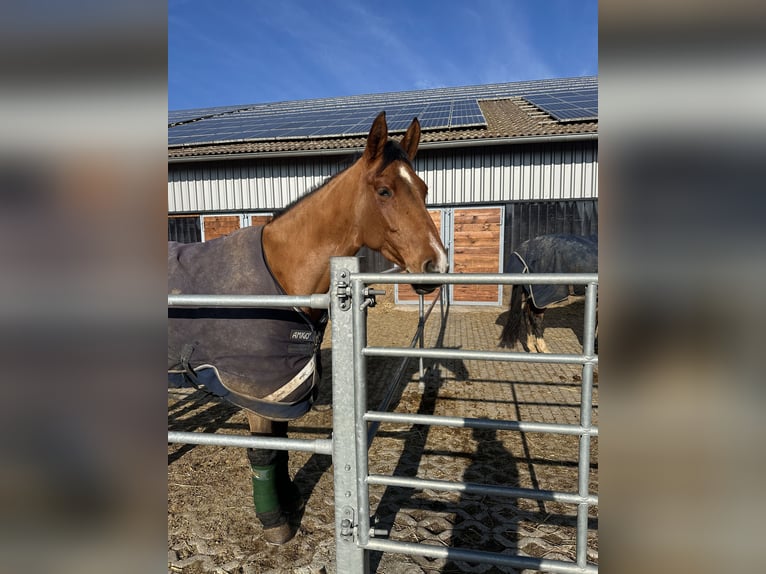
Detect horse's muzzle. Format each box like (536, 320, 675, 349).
(413, 283, 440, 295)
(412, 257, 447, 294)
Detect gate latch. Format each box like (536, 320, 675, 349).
(369, 514, 389, 538)
(360, 288, 386, 310)
(340, 506, 355, 541)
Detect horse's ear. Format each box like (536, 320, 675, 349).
(400, 117, 421, 161)
(363, 111, 388, 161)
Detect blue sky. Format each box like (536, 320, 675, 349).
(168, 0, 597, 111)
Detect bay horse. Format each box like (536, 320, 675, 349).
(499, 234, 597, 353)
(168, 112, 448, 544)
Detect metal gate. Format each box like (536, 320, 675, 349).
(168, 256, 598, 573)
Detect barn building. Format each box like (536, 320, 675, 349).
(168, 76, 598, 305)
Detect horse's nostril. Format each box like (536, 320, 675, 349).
(423, 259, 443, 273)
(423, 258, 447, 274)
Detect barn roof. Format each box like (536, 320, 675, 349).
(168, 76, 597, 160)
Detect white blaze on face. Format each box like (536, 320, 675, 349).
(398, 164, 415, 187)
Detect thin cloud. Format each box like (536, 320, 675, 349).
(168, 0, 597, 109)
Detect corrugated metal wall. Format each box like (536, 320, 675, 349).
(168, 141, 597, 213)
(418, 142, 598, 204)
(168, 156, 354, 213)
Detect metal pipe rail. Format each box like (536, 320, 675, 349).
(365, 345, 597, 364)
(364, 411, 599, 437)
(364, 538, 597, 574)
(366, 474, 598, 506)
(356, 271, 597, 286)
(168, 293, 330, 309)
(167, 431, 333, 455)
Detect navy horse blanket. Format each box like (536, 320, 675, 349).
(508, 234, 598, 308)
(168, 225, 327, 421)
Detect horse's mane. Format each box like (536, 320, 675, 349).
(270, 177, 334, 221)
(270, 139, 412, 221)
(269, 155, 357, 220)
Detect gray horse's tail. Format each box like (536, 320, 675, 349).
(499, 284, 525, 348)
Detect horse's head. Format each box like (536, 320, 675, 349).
(357, 112, 448, 294)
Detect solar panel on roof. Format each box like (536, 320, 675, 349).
(168, 76, 597, 146)
(168, 104, 248, 126)
(168, 96, 491, 145)
(523, 88, 598, 122)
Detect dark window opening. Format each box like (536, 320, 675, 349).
(505, 200, 598, 270)
(168, 216, 201, 243)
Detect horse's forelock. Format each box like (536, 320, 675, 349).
(378, 140, 412, 174)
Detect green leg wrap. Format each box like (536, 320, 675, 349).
(251, 463, 283, 524)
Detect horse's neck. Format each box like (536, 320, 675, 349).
(262, 169, 361, 297)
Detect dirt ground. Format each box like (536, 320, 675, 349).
(168, 297, 598, 573)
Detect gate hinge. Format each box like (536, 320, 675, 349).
(336, 272, 386, 312)
(336, 269, 351, 311)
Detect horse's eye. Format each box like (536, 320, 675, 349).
(377, 188, 392, 198)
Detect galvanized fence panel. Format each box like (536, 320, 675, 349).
(168, 258, 598, 574)
(332, 263, 599, 574)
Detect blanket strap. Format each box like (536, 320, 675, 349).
(179, 343, 202, 389)
(512, 251, 530, 274)
(260, 357, 315, 402)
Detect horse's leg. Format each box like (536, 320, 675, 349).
(500, 284, 524, 349)
(529, 305, 550, 353)
(268, 420, 304, 516)
(522, 300, 539, 353)
(245, 412, 300, 545)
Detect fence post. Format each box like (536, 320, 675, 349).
(576, 280, 598, 570)
(330, 257, 369, 573)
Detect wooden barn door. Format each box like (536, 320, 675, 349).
(450, 206, 504, 305)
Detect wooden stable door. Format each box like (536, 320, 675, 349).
(450, 207, 503, 304)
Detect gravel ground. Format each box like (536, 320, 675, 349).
(168, 297, 598, 573)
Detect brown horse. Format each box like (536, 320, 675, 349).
(169, 111, 447, 544)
